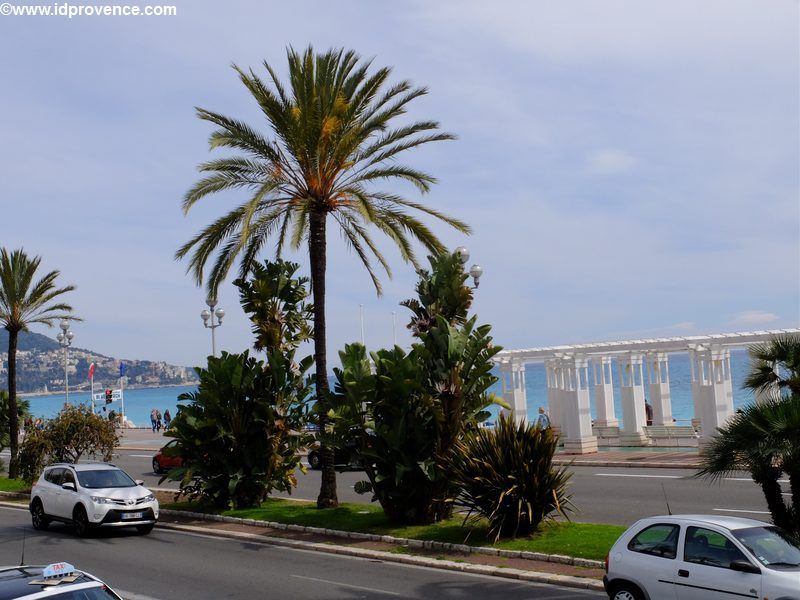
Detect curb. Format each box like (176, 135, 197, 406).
(157, 520, 604, 592)
(553, 459, 699, 469)
(0, 494, 603, 591)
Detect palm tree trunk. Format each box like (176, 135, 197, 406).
(755, 471, 791, 531)
(309, 211, 338, 509)
(6, 327, 19, 479)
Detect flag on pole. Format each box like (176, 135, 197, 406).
(119, 362, 127, 377)
(87, 362, 95, 380)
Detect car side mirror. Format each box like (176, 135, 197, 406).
(730, 560, 760, 574)
(61, 482, 76, 492)
(135, 480, 144, 486)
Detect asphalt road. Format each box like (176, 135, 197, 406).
(0, 506, 603, 600)
(111, 452, 775, 526)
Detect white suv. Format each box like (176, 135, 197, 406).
(604, 515, 800, 600)
(29, 463, 159, 537)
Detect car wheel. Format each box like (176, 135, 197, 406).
(136, 524, 154, 535)
(610, 582, 644, 600)
(308, 451, 321, 470)
(73, 505, 93, 538)
(30, 500, 50, 531)
(152, 458, 162, 474)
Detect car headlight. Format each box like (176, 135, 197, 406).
(142, 494, 155, 503)
(90, 496, 112, 504)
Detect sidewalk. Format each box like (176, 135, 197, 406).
(117, 428, 702, 469)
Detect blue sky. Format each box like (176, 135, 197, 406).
(1, 0, 797, 367)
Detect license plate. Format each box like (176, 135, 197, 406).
(121, 512, 143, 520)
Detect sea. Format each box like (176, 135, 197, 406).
(22, 349, 755, 427)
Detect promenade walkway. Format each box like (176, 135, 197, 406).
(117, 428, 701, 469)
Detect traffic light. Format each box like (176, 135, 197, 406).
(105, 389, 113, 404)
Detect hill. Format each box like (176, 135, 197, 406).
(0, 329, 60, 352)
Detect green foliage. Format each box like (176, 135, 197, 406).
(168, 351, 313, 509)
(451, 414, 573, 541)
(697, 394, 800, 535)
(331, 253, 505, 525)
(175, 46, 468, 296)
(0, 390, 30, 450)
(744, 334, 800, 398)
(17, 404, 119, 483)
(234, 259, 313, 352)
(0, 247, 79, 478)
(401, 253, 473, 336)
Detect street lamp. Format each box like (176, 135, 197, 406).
(201, 297, 225, 357)
(454, 246, 484, 288)
(56, 319, 74, 402)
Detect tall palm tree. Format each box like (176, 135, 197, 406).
(744, 334, 800, 398)
(176, 47, 470, 508)
(0, 248, 78, 478)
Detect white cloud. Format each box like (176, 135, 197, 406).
(587, 148, 638, 174)
(731, 310, 780, 326)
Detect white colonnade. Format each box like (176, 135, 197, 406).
(497, 329, 799, 454)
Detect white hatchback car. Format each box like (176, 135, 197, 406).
(29, 463, 159, 537)
(604, 514, 800, 600)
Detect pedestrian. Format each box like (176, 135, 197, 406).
(163, 409, 171, 430)
(536, 406, 551, 429)
(150, 408, 157, 432)
(155, 409, 162, 432)
(645, 399, 654, 426)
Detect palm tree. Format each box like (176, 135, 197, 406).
(176, 47, 470, 508)
(0, 248, 78, 478)
(744, 334, 800, 398)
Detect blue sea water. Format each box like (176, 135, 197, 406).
(23, 349, 755, 426)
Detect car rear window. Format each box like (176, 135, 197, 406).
(76, 469, 136, 489)
(627, 523, 679, 559)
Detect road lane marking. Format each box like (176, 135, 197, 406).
(127, 454, 153, 458)
(595, 473, 682, 479)
(725, 477, 789, 483)
(291, 574, 401, 596)
(713, 508, 770, 515)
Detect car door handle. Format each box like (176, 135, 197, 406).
(678, 569, 689, 578)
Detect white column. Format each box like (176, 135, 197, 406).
(688, 345, 705, 429)
(618, 352, 648, 445)
(562, 355, 598, 454)
(501, 360, 528, 426)
(697, 345, 734, 445)
(647, 352, 673, 426)
(545, 358, 562, 430)
(592, 356, 618, 427)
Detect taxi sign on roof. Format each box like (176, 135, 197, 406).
(42, 563, 75, 579)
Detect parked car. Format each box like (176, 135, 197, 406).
(604, 514, 800, 600)
(29, 463, 159, 537)
(0, 562, 124, 599)
(152, 439, 184, 474)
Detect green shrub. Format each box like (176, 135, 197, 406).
(17, 403, 119, 483)
(451, 414, 573, 540)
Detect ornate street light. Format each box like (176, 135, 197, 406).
(201, 297, 225, 357)
(56, 319, 74, 402)
(453, 247, 484, 288)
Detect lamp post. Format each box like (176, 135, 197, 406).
(454, 246, 484, 288)
(201, 297, 225, 357)
(56, 320, 74, 403)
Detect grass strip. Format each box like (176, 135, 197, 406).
(165, 497, 624, 560)
(0, 477, 30, 493)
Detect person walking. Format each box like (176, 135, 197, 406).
(645, 399, 654, 426)
(150, 408, 157, 432)
(163, 409, 171, 430)
(536, 406, 551, 429)
(155, 409, 162, 432)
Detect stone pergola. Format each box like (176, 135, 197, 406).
(496, 329, 800, 453)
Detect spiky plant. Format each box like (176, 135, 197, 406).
(0, 248, 78, 478)
(176, 46, 469, 508)
(451, 414, 573, 541)
(744, 334, 800, 398)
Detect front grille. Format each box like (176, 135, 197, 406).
(100, 507, 155, 524)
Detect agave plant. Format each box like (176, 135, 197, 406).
(451, 414, 574, 541)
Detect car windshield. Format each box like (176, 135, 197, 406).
(733, 526, 800, 568)
(49, 586, 122, 599)
(76, 469, 136, 489)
